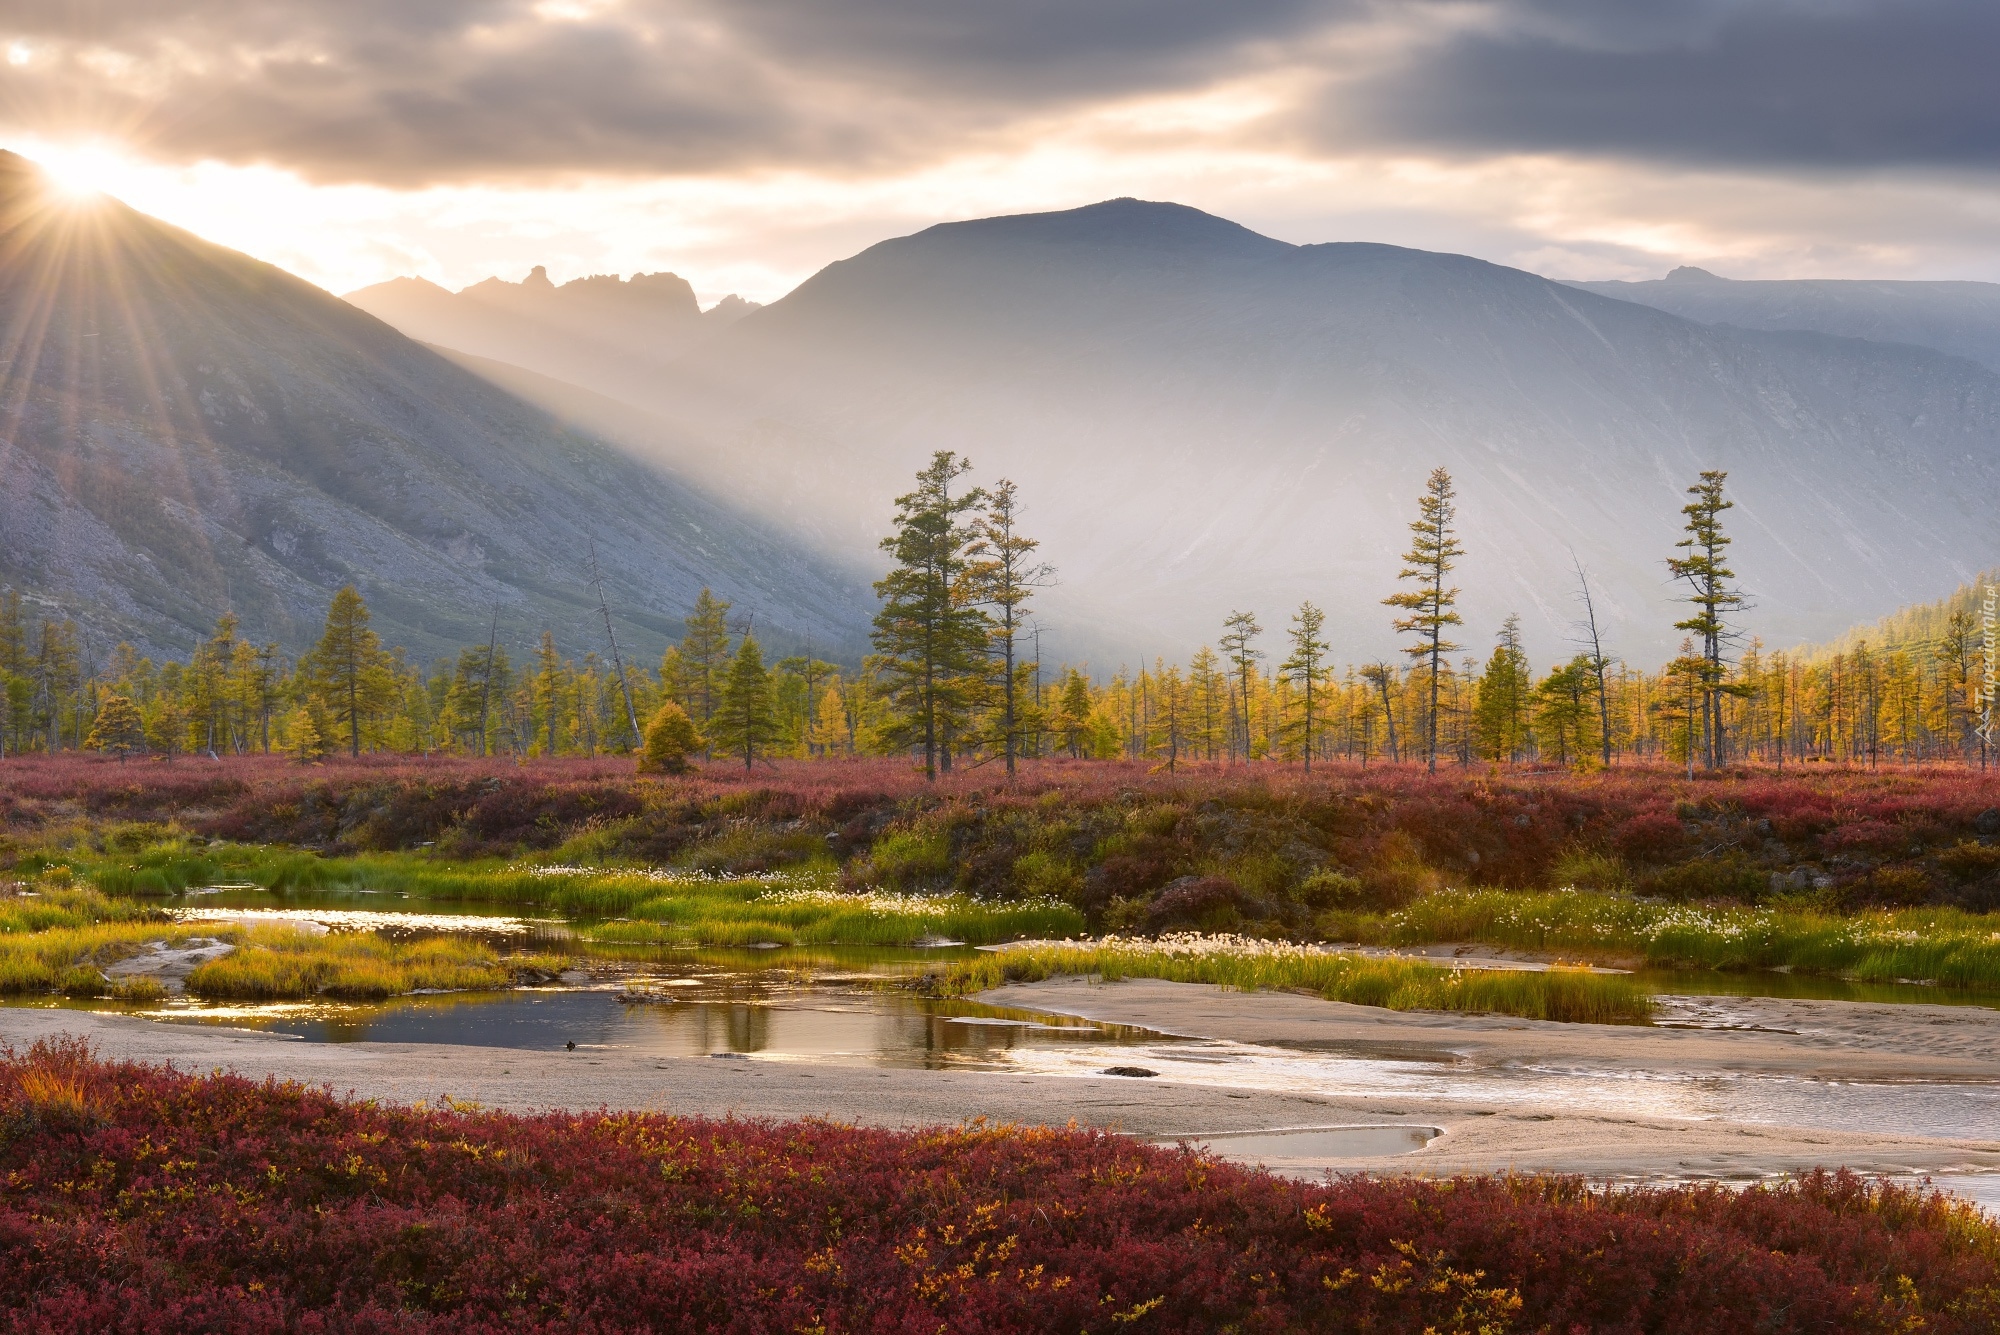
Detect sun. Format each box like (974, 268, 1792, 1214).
(29, 142, 141, 204)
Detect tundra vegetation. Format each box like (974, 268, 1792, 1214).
(1, 1040, 1997, 1332)
(5, 755, 2000, 997)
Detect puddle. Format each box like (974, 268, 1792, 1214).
(109, 978, 1167, 1067)
(1164, 1125, 1438, 1161)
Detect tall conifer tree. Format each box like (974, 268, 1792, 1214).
(1666, 470, 1744, 770)
(1385, 467, 1464, 773)
(1218, 611, 1263, 762)
(1473, 616, 1531, 762)
(303, 586, 395, 757)
(680, 589, 734, 744)
(967, 478, 1052, 778)
(1279, 601, 1331, 772)
(712, 634, 776, 770)
(871, 451, 990, 780)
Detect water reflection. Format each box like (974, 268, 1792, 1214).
(132, 976, 1163, 1070)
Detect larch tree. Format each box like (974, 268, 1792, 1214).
(712, 634, 776, 770)
(1189, 645, 1226, 761)
(871, 451, 990, 781)
(85, 694, 145, 761)
(1218, 611, 1263, 762)
(533, 631, 567, 757)
(1057, 669, 1095, 758)
(680, 589, 734, 746)
(1666, 470, 1745, 770)
(638, 701, 703, 775)
(1279, 601, 1331, 772)
(1472, 616, 1531, 762)
(303, 586, 396, 758)
(967, 477, 1053, 778)
(1384, 467, 1465, 773)
(776, 650, 840, 757)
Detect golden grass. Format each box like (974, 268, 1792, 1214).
(185, 926, 560, 1002)
(0, 885, 564, 1002)
(940, 936, 1652, 1025)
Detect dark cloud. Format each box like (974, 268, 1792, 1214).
(1336, 0, 2000, 169)
(1, 0, 1994, 183)
(0, 0, 1332, 184)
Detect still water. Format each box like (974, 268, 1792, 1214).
(13, 887, 1997, 1193)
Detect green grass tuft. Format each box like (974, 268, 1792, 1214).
(942, 936, 1651, 1025)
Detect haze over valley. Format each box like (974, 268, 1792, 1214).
(350, 199, 2000, 666)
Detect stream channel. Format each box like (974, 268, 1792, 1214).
(10, 885, 1999, 1206)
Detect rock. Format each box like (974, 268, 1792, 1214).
(1975, 809, 2000, 836)
(1100, 1067, 1158, 1078)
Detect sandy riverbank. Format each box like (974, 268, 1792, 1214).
(5, 980, 1997, 1184)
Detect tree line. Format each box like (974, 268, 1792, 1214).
(0, 458, 1992, 772)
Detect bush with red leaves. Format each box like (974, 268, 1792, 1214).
(10, 754, 2000, 911)
(1, 1040, 1997, 1333)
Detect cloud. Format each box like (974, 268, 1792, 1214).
(0, 0, 1336, 185)
(5, 1, 1998, 186)
(1329, 0, 2000, 170)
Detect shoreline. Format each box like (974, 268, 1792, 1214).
(6, 979, 1998, 1185)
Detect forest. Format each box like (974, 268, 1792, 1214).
(0, 458, 1992, 777)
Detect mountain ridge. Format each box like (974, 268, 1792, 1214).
(346, 197, 2000, 665)
(0, 151, 867, 662)
(1567, 269, 2000, 374)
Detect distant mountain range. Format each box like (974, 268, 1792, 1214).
(364, 199, 2000, 665)
(1568, 268, 2000, 376)
(11, 158, 1998, 673)
(0, 152, 867, 663)
(345, 268, 758, 414)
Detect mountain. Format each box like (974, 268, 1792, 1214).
(344, 267, 758, 414)
(0, 152, 866, 663)
(349, 198, 2000, 666)
(1568, 267, 2000, 375)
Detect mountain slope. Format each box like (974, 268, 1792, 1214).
(1568, 267, 2000, 374)
(0, 153, 866, 661)
(643, 200, 2000, 663)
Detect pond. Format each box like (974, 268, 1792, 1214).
(9, 885, 1997, 1193)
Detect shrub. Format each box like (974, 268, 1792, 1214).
(866, 828, 954, 891)
(1939, 839, 2000, 882)
(1296, 867, 1366, 909)
(5, 1044, 1998, 1332)
(637, 703, 703, 776)
(1549, 844, 1629, 892)
(1852, 865, 1935, 908)
(1010, 849, 1082, 900)
(1643, 855, 1767, 902)
(1143, 876, 1259, 932)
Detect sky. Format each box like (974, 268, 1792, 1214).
(6, 1, 2000, 305)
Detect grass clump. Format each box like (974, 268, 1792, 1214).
(586, 884, 1084, 948)
(185, 926, 560, 1002)
(1329, 889, 2000, 989)
(944, 935, 1651, 1025)
(0, 885, 205, 996)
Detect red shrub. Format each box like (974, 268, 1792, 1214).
(1615, 811, 1690, 862)
(13, 755, 2000, 909)
(1, 1042, 1996, 1331)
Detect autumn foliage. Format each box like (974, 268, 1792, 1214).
(1, 1040, 1996, 1332)
(7, 754, 2000, 914)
